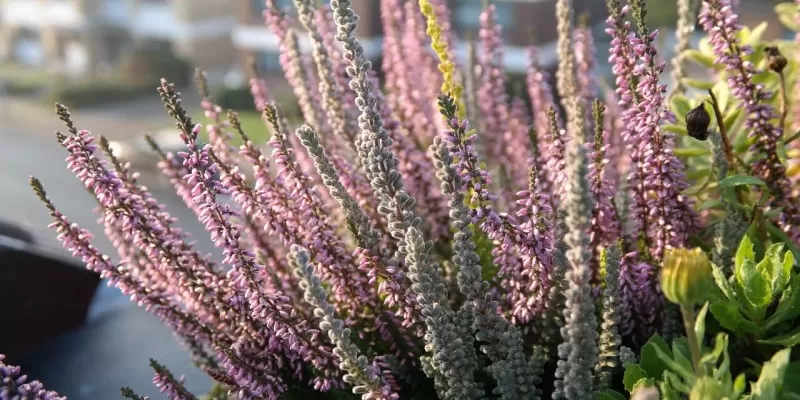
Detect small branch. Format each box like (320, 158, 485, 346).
(707, 89, 735, 168)
(778, 71, 788, 132)
(786, 130, 800, 145)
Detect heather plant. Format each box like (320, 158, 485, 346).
(4, 0, 800, 399)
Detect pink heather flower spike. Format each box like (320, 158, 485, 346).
(545, 107, 569, 206)
(158, 79, 341, 388)
(574, 19, 599, 137)
(477, 2, 512, 170)
(606, 0, 647, 245)
(630, 1, 700, 262)
(195, 69, 237, 168)
(1, 354, 66, 400)
(505, 97, 536, 190)
(150, 359, 199, 400)
(264, 104, 372, 316)
(586, 101, 622, 283)
(526, 47, 560, 160)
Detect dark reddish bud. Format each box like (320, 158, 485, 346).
(765, 46, 787, 73)
(686, 103, 711, 141)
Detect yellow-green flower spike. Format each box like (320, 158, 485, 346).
(418, 0, 465, 118)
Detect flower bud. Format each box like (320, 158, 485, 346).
(765, 46, 787, 73)
(685, 103, 711, 141)
(661, 248, 713, 307)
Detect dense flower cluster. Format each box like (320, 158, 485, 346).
(11, 0, 800, 399)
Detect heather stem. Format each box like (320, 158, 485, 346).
(778, 70, 788, 132)
(706, 89, 735, 168)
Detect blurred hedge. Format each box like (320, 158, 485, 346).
(118, 45, 191, 87)
(44, 80, 152, 109)
(212, 85, 302, 123)
(45, 45, 191, 109)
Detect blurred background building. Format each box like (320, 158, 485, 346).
(0, 0, 609, 84)
(0, 0, 235, 79)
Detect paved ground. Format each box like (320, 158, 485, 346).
(0, 99, 218, 398)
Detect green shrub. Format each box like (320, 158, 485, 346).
(118, 45, 191, 87)
(213, 86, 257, 111)
(44, 80, 151, 109)
(212, 85, 303, 122)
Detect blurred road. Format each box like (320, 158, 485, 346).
(0, 123, 215, 397)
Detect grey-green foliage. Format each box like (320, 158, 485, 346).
(553, 138, 598, 400)
(431, 136, 538, 399)
(293, 0, 355, 146)
(404, 226, 482, 400)
(619, 346, 637, 365)
(289, 245, 387, 399)
(295, 124, 386, 262)
(330, 0, 421, 263)
(539, 211, 568, 348)
(710, 132, 748, 272)
(595, 243, 623, 390)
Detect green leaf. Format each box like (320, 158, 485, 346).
(670, 94, 693, 118)
(750, 348, 792, 400)
(767, 277, 800, 329)
(674, 147, 710, 157)
(659, 379, 682, 400)
(764, 207, 785, 219)
(699, 333, 728, 368)
(697, 199, 723, 211)
(783, 251, 796, 285)
(593, 389, 627, 400)
(652, 339, 694, 381)
(782, 363, 800, 398)
(639, 335, 672, 380)
(681, 78, 716, 90)
(767, 221, 800, 263)
(695, 303, 709, 349)
(759, 327, 800, 346)
(623, 364, 648, 392)
(712, 262, 736, 300)
(723, 107, 743, 133)
(709, 301, 760, 334)
(736, 234, 756, 272)
(733, 373, 747, 397)
(737, 260, 772, 310)
(778, 138, 789, 164)
(739, 258, 773, 310)
(775, 3, 800, 31)
(720, 175, 767, 189)
(746, 22, 769, 46)
(759, 243, 788, 295)
(683, 49, 715, 68)
(664, 124, 688, 135)
(671, 338, 694, 376)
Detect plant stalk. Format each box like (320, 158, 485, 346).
(680, 305, 702, 376)
(707, 89, 735, 168)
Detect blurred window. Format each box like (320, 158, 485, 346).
(258, 51, 282, 72)
(12, 29, 45, 67)
(454, 0, 513, 33)
(252, 0, 292, 13)
(252, 0, 331, 14)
